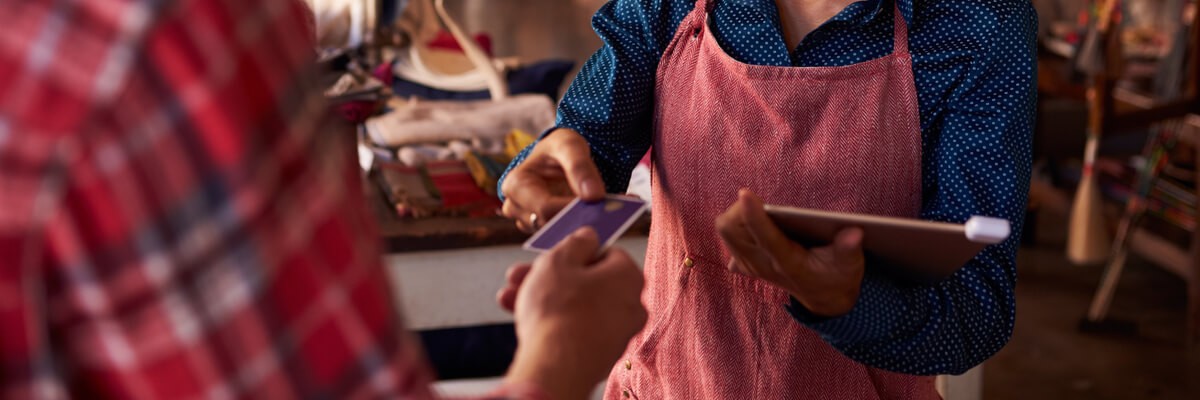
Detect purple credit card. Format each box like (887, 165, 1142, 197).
(523, 195, 648, 252)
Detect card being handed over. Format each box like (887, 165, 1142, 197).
(523, 195, 648, 253)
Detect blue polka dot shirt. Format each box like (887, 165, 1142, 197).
(501, 0, 1037, 375)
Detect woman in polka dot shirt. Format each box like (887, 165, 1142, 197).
(500, 0, 1036, 398)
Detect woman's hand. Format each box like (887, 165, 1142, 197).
(501, 128, 605, 232)
(716, 189, 866, 318)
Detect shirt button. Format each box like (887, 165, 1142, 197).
(683, 257, 694, 268)
(623, 389, 631, 398)
(624, 359, 632, 370)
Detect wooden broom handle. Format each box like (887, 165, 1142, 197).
(1088, 0, 1123, 136)
(1095, 0, 1119, 32)
(431, 0, 509, 100)
(1187, 0, 1199, 98)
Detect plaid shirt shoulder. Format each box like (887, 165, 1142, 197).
(0, 1, 528, 398)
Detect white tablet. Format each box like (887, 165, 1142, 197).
(764, 205, 1010, 281)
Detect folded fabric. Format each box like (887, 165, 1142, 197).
(464, 151, 510, 196)
(376, 161, 441, 218)
(395, 139, 508, 167)
(473, 137, 506, 155)
(446, 140, 474, 160)
(397, 144, 455, 166)
(365, 94, 555, 147)
(504, 129, 536, 160)
(425, 160, 500, 217)
(388, 59, 575, 101)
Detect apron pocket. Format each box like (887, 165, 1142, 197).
(633, 264, 691, 364)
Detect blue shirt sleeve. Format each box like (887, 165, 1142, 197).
(499, 0, 682, 196)
(786, 1, 1038, 375)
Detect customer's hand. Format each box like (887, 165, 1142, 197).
(503, 228, 647, 400)
(501, 128, 605, 232)
(716, 189, 866, 318)
(496, 263, 531, 313)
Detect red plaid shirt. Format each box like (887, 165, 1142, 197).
(0, 1, 540, 398)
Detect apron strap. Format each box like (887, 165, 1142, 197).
(892, 1, 910, 55)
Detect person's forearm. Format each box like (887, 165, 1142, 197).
(786, 249, 1017, 375)
(505, 329, 597, 400)
(506, 361, 590, 400)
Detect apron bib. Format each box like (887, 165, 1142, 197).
(605, 0, 939, 398)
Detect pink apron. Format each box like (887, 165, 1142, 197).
(605, 0, 940, 398)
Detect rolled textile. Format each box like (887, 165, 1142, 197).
(365, 94, 556, 147)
